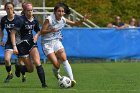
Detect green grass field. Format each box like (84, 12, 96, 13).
(1, 62, 140, 93)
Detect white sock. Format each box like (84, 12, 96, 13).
(52, 66, 61, 79)
(63, 60, 74, 80)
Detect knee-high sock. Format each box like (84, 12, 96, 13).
(63, 60, 74, 80)
(5, 65, 11, 74)
(20, 65, 27, 75)
(36, 65, 46, 86)
(52, 66, 61, 79)
(21, 65, 27, 75)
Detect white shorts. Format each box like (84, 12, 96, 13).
(42, 39, 64, 56)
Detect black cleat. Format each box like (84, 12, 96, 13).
(4, 73, 13, 83)
(42, 84, 48, 88)
(22, 76, 26, 82)
(15, 64, 21, 77)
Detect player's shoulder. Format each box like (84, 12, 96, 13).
(14, 14, 20, 18)
(46, 14, 55, 24)
(47, 14, 52, 19)
(1, 15, 7, 21)
(18, 15, 25, 22)
(14, 15, 21, 20)
(20, 15, 26, 20)
(33, 16, 38, 20)
(61, 16, 66, 22)
(33, 16, 39, 22)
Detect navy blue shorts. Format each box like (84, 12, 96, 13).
(5, 43, 13, 51)
(17, 39, 37, 57)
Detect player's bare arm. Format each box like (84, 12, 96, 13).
(10, 30, 18, 54)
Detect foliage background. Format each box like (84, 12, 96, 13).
(25, 0, 140, 27)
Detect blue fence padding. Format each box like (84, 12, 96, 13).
(62, 28, 140, 59)
(0, 46, 4, 58)
(1, 28, 140, 60)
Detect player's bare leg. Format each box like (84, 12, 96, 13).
(47, 52, 62, 80)
(56, 48, 76, 87)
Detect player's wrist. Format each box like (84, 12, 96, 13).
(13, 44, 16, 46)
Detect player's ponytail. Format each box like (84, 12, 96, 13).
(21, 2, 26, 15)
(63, 3, 71, 15)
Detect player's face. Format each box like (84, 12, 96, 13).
(5, 4, 14, 15)
(25, 8, 33, 17)
(55, 7, 65, 20)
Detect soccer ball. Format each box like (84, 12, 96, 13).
(58, 76, 71, 88)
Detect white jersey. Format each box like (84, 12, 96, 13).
(41, 13, 66, 41)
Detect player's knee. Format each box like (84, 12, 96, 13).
(4, 59, 10, 64)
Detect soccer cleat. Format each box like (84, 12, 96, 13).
(54, 74, 62, 80)
(22, 75, 26, 82)
(71, 80, 76, 87)
(15, 64, 21, 77)
(42, 84, 48, 88)
(4, 73, 13, 83)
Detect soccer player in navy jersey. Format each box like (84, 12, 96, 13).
(10, 2, 47, 88)
(0, 2, 26, 83)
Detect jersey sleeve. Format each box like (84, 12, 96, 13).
(46, 15, 53, 26)
(62, 16, 66, 23)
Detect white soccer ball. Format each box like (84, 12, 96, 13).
(58, 76, 71, 88)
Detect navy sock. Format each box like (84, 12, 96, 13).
(21, 65, 27, 75)
(36, 65, 46, 86)
(21, 65, 28, 75)
(5, 66, 11, 73)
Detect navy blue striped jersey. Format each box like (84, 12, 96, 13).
(20, 15, 40, 40)
(1, 15, 21, 44)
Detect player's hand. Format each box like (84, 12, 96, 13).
(77, 14, 91, 25)
(0, 41, 5, 47)
(13, 46, 18, 54)
(50, 28, 58, 32)
(82, 14, 91, 21)
(33, 34, 39, 43)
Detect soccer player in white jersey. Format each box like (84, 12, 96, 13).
(36, 2, 89, 87)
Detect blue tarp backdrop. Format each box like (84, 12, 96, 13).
(1, 28, 140, 60)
